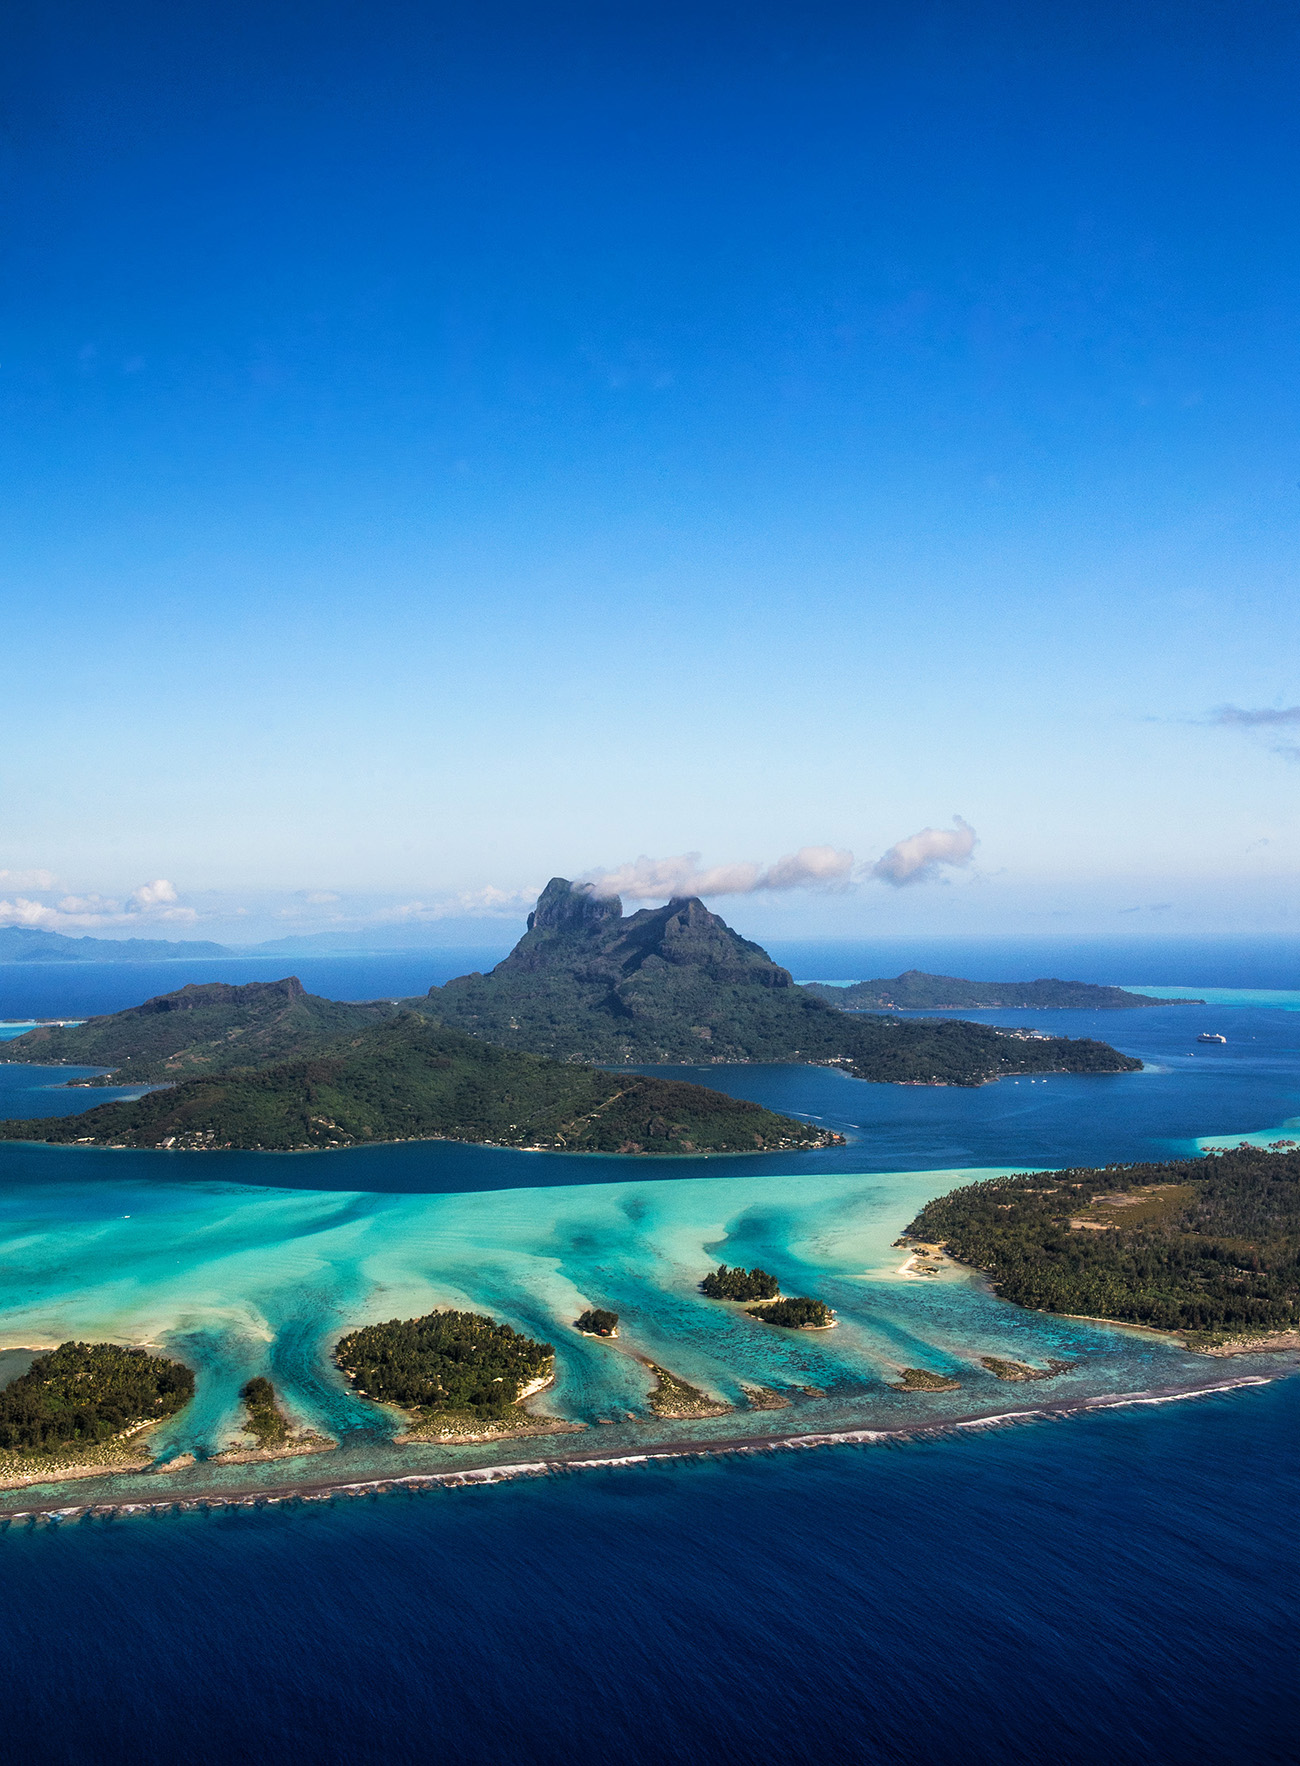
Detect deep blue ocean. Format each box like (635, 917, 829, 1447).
(2, 941, 1298, 1765)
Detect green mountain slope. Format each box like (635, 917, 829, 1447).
(0, 1015, 840, 1154)
(417, 880, 1141, 1084)
(0, 977, 397, 1083)
(804, 971, 1198, 1010)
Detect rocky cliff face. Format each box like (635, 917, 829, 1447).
(488, 878, 795, 992)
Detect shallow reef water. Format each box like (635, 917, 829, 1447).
(0, 1154, 1275, 1512)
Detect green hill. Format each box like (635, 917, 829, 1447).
(0, 976, 397, 1084)
(418, 880, 1141, 1084)
(905, 1146, 1300, 1338)
(804, 971, 1197, 1010)
(0, 1014, 841, 1154)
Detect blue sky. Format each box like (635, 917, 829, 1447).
(3, 0, 1298, 944)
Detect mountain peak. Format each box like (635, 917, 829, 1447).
(527, 877, 624, 934)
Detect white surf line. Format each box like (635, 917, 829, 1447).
(2, 1370, 1293, 1524)
(1082, 1374, 1276, 1409)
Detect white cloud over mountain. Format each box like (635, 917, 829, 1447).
(584, 846, 855, 901)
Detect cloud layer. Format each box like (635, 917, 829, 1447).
(0, 877, 195, 932)
(583, 846, 855, 901)
(870, 817, 977, 886)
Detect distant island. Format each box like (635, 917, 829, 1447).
(575, 1308, 619, 1337)
(0, 926, 232, 964)
(904, 1144, 1300, 1347)
(0, 1013, 839, 1154)
(804, 971, 1201, 1010)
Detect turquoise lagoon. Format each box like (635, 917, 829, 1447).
(0, 1150, 1253, 1514)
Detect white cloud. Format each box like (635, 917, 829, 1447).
(0, 869, 59, 891)
(300, 890, 342, 904)
(128, 878, 179, 910)
(870, 818, 977, 886)
(0, 878, 196, 931)
(584, 846, 855, 901)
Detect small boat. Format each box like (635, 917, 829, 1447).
(1197, 1032, 1227, 1044)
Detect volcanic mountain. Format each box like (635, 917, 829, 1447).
(420, 879, 1142, 1083)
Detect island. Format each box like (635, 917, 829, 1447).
(417, 880, 1143, 1083)
(333, 1307, 575, 1442)
(979, 1357, 1073, 1381)
(0, 926, 233, 963)
(700, 1263, 781, 1301)
(210, 1376, 335, 1464)
(891, 1367, 961, 1391)
(803, 971, 1202, 1011)
(575, 1308, 619, 1337)
(0, 1014, 840, 1155)
(638, 1360, 731, 1418)
(904, 1144, 1300, 1348)
(747, 1296, 835, 1329)
(0, 1341, 194, 1485)
(0, 884, 1143, 1149)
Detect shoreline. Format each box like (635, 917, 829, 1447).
(2, 1364, 1291, 1524)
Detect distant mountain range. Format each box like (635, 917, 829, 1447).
(0, 925, 512, 963)
(0, 927, 232, 964)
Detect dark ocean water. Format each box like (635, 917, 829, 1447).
(2, 939, 1298, 1765)
(4, 1381, 1296, 1765)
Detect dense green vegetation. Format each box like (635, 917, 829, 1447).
(419, 880, 1142, 1083)
(0, 1015, 839, 1153)
(575, 1309, 619, 1336)
(239, 1376, 289, 1447)
(334, 1309, 553, 1418)
(749, 1296, 834, 1328)
(0, 977, 395, 1083)
(700, 1264, 780, 1300)
(0, 1341, 195, 1452)
(907, 1146, 1300, 1335)
(828, 1016, 1139, 1084)
(804, 971, 1194, 1011)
